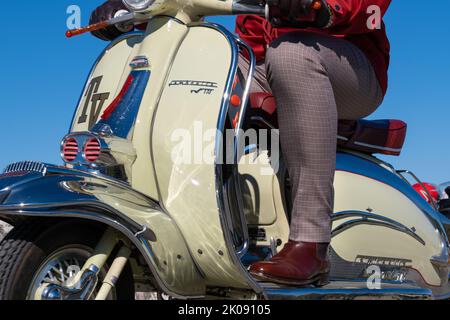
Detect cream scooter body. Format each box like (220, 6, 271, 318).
(0, 0, 449, 299)
(69, 16, 259, 292)
(69, 10, 448, 293)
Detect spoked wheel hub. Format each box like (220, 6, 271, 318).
(27, 246, 114, 300)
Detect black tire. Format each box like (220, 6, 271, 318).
(0, 220, 134, 300)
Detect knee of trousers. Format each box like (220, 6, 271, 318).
(265, 34, 325, 80)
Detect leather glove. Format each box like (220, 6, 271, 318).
(90, 0, 134, 41)
(268, 0, 332, 29)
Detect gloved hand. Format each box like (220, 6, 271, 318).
(90, 0, 134, 41)
(267, 0, 332, 29)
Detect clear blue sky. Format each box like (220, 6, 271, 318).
(0, 1, 449, 183)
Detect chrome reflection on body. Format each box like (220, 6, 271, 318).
(332, 211, 426, 246)
(0, 163, 205, 299)
(92, 70, 151, 139)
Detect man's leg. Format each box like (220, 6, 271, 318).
(266, 32, 383, 243)
(250, 32, 383, 285)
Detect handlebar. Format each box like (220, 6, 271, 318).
(65, 0, 323, 39)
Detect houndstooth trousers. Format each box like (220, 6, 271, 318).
(239, 32, 384, 243)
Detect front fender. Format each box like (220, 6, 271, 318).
(0, 162, 205, 298)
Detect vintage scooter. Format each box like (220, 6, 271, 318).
(0, 0, 449, 300)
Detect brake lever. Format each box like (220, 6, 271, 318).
(66, 12, 138, 38)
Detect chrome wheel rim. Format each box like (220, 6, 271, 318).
(27, 245, 114, 300)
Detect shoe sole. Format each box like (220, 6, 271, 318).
(250, 271, 330, 287)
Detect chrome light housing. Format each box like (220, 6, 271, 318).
(60, 132, 130, 182)
(122, 0, 156, 11)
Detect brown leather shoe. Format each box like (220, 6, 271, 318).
(249, 241, 330, 286)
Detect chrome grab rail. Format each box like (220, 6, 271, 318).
(397, 170, 439, 211)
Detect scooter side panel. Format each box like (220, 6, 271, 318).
(151, 25, 252, 289)
(130, 18, 190, 199)
(332, 153, 445, 286)
(71, 34, 143, 133)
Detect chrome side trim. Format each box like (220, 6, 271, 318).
(353, 141, 402, 153)
(332, 211, 426, 246)
(190, 22, 261, 294)
(232, 37, 255, 257)
(337, 136, 403, 153)
(234, 37, 254, 137)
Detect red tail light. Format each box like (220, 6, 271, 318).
(83, 138, 101, 163)
(62, 138, 79, 162)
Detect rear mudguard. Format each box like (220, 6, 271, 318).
(0, 162, 205, 299)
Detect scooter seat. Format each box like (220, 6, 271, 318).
(249, 92, 407, 156)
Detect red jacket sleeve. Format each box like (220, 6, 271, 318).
(326, 0, 391, 34)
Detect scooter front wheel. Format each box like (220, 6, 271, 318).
(0, 220, 134, 300)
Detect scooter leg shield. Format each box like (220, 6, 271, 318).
(0, 163, 206, 298)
